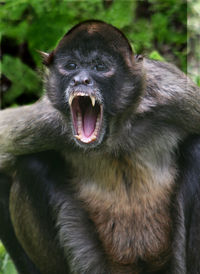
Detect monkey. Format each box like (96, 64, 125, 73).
(0, 20, 200, 274)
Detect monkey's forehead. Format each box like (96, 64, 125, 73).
(56, 48, 115, 61)
(56, 31, 117, 53)
(54, 37, 119, 61)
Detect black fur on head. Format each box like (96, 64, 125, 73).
(43, 20, 144, 149)
(55, 20, 134, 63)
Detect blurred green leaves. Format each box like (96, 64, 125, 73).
(2, 55, 42, 105)
(0, 242, 17, 274)
(149, 50, 165, 61)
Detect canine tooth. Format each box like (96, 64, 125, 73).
(90, 96, 96, 107)
(69, 95, 74, 106)
(75, 135, 81, 140)
(91, 136, 97, 141)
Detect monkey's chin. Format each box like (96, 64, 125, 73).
(69, 92, 103, 145)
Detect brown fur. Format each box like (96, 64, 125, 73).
(70, 149, 176, 271)
(87, 23, 103, 35)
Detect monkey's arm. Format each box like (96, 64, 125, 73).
(171, 135, 200, 273)
(142, 59, 200, 134)
(0, 96, 68, 172)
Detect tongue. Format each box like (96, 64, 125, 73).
(83, 108, 97, 137)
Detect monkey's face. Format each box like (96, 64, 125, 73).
(45, 21, 143, 149)
(55, 50, 117, 147)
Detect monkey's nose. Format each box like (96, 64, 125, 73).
(71, 72, 93, 86)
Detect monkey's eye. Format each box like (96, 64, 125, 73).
(65, 63, 77, 70)
(94, 63, 107, 72)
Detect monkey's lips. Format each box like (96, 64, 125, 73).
(69, 93, 103, 144)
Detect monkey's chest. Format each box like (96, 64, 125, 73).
(73, 152, 175, 271)
(78, 182, 172, 271)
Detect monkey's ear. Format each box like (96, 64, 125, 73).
(135, 54, 143, 62)
(37, 50, 54, 66)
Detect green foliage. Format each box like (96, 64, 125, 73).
(0, 242, 17, 274)
(2, 55, 42, 105)
(149, 50, 165, 61)
(194, 76, 200, 87)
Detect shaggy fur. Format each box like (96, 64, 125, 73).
(0, 20, 200, 274)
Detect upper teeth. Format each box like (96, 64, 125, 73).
(69, 93, 96, 107)
(90, 95, 95, 107)
(68, 95, 74, 106)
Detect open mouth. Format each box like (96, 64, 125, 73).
(69, 92, 103, 144)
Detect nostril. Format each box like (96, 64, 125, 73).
(84, 78, 91, 85)
(70, 76, 80, 86)
(74, 78, 78, 85)
(70, 78, 76, 86)
(84, 77, 93, 86)
(70, 73, 93, 86)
